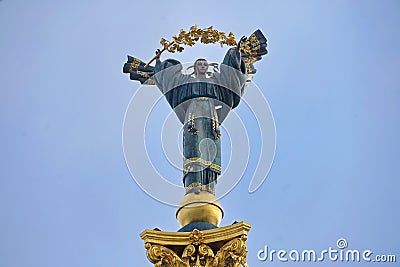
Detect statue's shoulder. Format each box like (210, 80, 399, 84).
(156, 58, 182, 71)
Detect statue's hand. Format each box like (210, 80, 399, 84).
(155, 49, 162, 60)
(237, 36, 247, 50)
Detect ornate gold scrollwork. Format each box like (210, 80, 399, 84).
(189, 229, 205, 245)
(182, 244, 196, 266)
(181, 243, 214, 267)
(145, 243, 188, 267)
(128, 58, 141, 72)
(144, 231, 249, 267)
(248, 34, 260, 52)
(184, 157, 222, 172)
(213, 235, 249, 267)
(198, 244, 215, 267)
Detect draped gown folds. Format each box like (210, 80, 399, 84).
(153, 47, 247, 195)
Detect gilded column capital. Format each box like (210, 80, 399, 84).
(141, 222, 251, 267)
(143, 235, 249, 267)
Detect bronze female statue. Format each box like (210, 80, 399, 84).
(123, 29, 267, 196)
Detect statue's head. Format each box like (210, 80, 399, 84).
(194, 58, 208, 77)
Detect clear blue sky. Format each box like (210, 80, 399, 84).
(1, 1, 399, 266)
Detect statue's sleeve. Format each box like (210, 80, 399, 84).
(153, 58, 189, 95)
(221, 47, 247, 74)
(216, 47, 248, 109)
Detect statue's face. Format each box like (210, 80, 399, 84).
(195, 60, 208, 76)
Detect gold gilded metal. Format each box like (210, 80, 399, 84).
(243, 57, 255, 75)
(161, 25, 237, 54)
(213, 235, 249, 267)
(248, 34, 260, 52)
(176, 191, 223, 227)
(189, 229, 204, 245)
(181, 244, 196, 266)
(185, 182, 202, 190)
(141, 222, 251, 267)
(128, 58, 141, 72)
(136, 70, 151, 78)
(187, 113, 199, 135)
(184, 157, 222, 172)
(145, 242, 187, 267)
(140, 221, 251, 245)
(145, 25, 255, 68)
(185, 182, 216, 194)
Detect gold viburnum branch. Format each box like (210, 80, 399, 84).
(144, 25, 253, 68)
(160, 25, 243, 53)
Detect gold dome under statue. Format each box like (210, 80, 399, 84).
(176, 191, 224, 227)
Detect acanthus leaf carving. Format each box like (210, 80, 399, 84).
(143, 234, 249, 267)
(212, 235, 249, 267)
(145, 243, 189, 267)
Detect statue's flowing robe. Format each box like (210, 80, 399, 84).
(153, 47, 247, 194)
